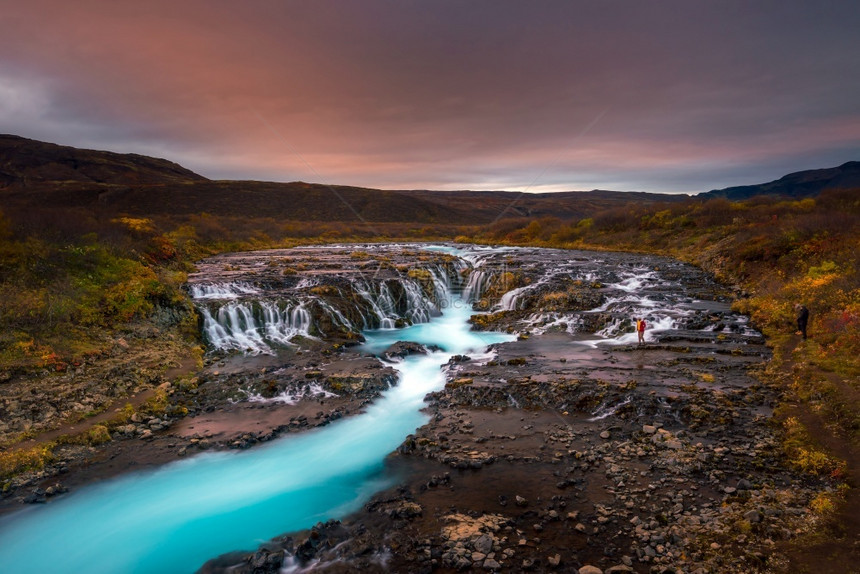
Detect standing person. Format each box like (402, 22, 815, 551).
(796, 304, 809, 340)
(636, 317, 646, 344)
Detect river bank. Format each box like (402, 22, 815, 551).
(0, 244, 836, 573)
(204, 331, 820, 573)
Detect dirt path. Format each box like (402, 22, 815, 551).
(9, 388, 157, 451)
(8, 355, 200, 453)
(777, 334, 860, 573)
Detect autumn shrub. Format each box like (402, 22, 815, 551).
(781, 416, 845, 476)
(87, 425, 112, 445)
(141, 387, 169, 417)
(0, 445, 55, 479)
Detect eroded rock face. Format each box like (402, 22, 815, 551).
(187, 246, 466, 352)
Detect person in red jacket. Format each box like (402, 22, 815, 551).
(635, 317, 646, 344)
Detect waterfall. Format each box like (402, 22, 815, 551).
(0, 248, 516, 574)
(199, 301, 312, 355)
(462, 269, 490, 303)
(498, 284, 529, 311)
(190, 282, 260, 299)
(192, 258, 465, 353)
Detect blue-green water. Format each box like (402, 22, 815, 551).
(0, 300, 513, 573)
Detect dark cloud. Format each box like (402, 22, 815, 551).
(1, 0, 858, 193)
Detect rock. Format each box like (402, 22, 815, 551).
(483, 558, 501, 570)
(23, 490, 47, 504)
(548, 553, 561, 566)
(737, 478, 753, 490)
(744, 510, 762, 523)
(579, 566, 603, 574)
(384, 341, 428, 360)
(449, 377, 474, 388)
(599, 430, 611, 439)
(515, 495, 529, 507)
(642, 425, 657, 434)
(606, 565, 635, 573)
(474, 534, 494, 554)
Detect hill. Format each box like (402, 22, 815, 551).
(0, 134, 685, 224)
(702, 160, 860, 200)
(0, 134, 206, 188)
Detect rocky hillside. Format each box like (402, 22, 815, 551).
(0, 134, 206, 188)
(702, 160, 860, 200)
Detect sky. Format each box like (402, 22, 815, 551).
(1, 0, 859, 194)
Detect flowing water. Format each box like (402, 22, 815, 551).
(0, 244, 760, 573)
(0, 266, 513, 574)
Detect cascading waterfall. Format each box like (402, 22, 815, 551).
(196, 264, 461, 353)
(462, 268, 490, 303)
(0, 249, 514, 574)
(199, 300, 312, 355)
(0, 243, 765, 574)
(498, 284, 530, 311)
(190, 282, 260, 299)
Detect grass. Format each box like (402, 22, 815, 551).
(0, 445, 55, 481)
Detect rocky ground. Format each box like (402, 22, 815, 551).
(198, 328, 824, 574)
(0, 245, 834, 573)
(0, 338, 399, 511)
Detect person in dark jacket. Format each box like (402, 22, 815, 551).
(795, 304, 809, 340)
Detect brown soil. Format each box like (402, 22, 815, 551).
(776, 334, 860, 574)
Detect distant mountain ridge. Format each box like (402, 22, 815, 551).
(9, 134, 856, 224)
(0, 134, 206, 188)
(0, 134, 688, 224)
(701, 161, 860, 200)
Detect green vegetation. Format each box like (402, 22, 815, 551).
(0, 445, 55, 481)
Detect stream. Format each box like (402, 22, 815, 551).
(0, 243, 764, 573)
(0, 248, 512, 574)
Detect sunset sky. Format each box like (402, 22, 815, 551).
(2, 0, 859, 193)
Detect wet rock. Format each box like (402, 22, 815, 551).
(383, 341, 429, 360)
(23, 489, 47, 504)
